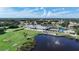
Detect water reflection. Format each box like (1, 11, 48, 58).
(32, 34, 79, 51)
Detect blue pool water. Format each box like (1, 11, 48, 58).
(32, 34, 79, 51)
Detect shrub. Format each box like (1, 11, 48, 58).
(75, 28, 79, 35)
(61, 21, 69, 27)
(18, 40, 36, 51)
(0, 27, 5, 34)
(8, 25, 19, 29)
(65, 35, 74, 39)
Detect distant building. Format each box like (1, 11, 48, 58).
(50, 27, 58, 32)
(58, 27, 68, 32)
(64, 29, 77, 37)
(25, 24, 51, 30)
(68, 22, 79, 29)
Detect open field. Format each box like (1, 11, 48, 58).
(0, 28, 40, 51)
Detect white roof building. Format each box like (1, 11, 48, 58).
(64, 29, 77, 37)
(25, 24, 50, 30)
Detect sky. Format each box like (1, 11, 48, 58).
(0, 7, 79, 18)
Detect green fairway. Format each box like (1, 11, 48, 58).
(0, 29, 40, 51)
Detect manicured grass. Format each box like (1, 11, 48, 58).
(0, 29, 40, 51)
(56, 32, 66, 36)
(76, 35, 79, 40)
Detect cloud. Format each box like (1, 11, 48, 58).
(0, 7, 40, 18)
(46, 10, 71, 18)
(0, 7, 78, 18)
(41, 9, 47, 17)
(0, 8, 15, 13)
(40, 7, 44, 10)
(76, 8, 79, 11)
(52, 8, 65, 12)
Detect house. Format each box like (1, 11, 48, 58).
(49, 26, 58, 32)
(25, 25, 35, 29)
(64, 29, 77, 37)
(25, 24, 51, 30)
(68, 22, 79, 29)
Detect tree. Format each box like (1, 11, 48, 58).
(73, 26, 79, 29)
(8, 25, 19, 29)
(18, 40, 35, 51)
(0, 27, 5, 34)
(61, 21, 69, 27)
(75, 28, 79, 35)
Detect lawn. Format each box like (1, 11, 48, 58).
(0, 28, 40, 51)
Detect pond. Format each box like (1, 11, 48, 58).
(31, 34, 79, 51)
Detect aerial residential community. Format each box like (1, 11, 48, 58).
(0, 7, 79, 51)
(0, 18, 79, 51)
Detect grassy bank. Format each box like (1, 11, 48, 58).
(53, 32, 79, 40)
(0, 28, 41, 51)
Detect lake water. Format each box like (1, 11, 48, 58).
(32, 34, 79, 51)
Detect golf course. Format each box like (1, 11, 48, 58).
(0, 28, 40, 51)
